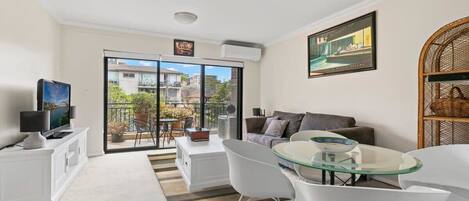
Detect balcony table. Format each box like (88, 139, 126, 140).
(272, 141, 422, 186)
(158, 118, 179, 147)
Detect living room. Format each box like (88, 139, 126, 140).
(0, 0, 468, 201)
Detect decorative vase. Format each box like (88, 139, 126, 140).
(23, 132, 46, 149)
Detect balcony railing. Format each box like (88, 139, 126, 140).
(107, 102, 229, 132)
(138, 81, 182, 87)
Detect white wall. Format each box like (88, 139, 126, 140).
(260, 0, 469, 152)
(60, 26, 260, 156)
(0, 0, 61, 148)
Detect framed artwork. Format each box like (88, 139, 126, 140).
(174, 39, 195, 57)
(308, 12, 376, 78)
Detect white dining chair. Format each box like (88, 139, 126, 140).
(294, 179, 451, 201)
(223, 139, 295, 201)
(399, 145, 469, 201)
(290, 130, 360, 184)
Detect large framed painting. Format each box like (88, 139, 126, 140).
(174, 39, 195, 57)
(308, 12, 376, 78)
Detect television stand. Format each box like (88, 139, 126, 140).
(48, 131, 74, 139)
(0, 128, 89, 201)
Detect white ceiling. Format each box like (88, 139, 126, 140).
(39, 0, 368, 45)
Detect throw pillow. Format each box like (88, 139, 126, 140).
(261, 116, 279, 133)
(264, 120, 289, 137)
(272, 111, 305, 138)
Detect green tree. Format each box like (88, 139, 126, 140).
(130, 92, 156, 113)
(180, 74, 189, 83)
(205, 75, 220, 97)
(210, 82, 230, 103)
(108, 83, 130, 103)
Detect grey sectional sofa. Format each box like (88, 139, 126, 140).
(245, 111, 374, 148)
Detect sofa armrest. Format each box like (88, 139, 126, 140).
(245, 117, 267, 133)
(329, 126, 375, 145)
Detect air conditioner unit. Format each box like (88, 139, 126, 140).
(221, 44, 262, 62)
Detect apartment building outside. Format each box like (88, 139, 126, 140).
(108, 63, 183, 102)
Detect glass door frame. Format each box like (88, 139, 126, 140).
(104, 57, 243, 153)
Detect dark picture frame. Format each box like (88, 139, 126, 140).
(307, 11, 377, 78)
(174, 39, 195, 57)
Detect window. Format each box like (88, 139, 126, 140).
(123, 73, 135, 78)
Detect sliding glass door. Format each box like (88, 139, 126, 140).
(158, 62, 202, 148)
(204, 66, 240, 138)
(104, 57, 242, 153)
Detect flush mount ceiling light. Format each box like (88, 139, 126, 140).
(174, 12, 198, 24)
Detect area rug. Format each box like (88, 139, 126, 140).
(148, 153, 396, 201)
(148, 153, 252, 201)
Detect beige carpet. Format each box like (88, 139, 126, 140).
(60, 150, 169, 201)
(149, 153, 397, 201)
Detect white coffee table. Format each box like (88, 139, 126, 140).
(175, 134, 230, 192)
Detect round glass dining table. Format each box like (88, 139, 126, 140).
(272, 141, 422, 185)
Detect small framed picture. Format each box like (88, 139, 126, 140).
(174, 39, 194, 57)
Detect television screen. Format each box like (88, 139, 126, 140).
(37, 79, 71, 136)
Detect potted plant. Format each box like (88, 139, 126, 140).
(108, 121, 128, 142)
(161, 105, 194, 129)
(131, 92, 156, 123)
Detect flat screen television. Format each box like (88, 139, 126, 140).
(37, 79, 71, 137)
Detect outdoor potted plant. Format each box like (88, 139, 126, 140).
(108, 121, 128, 142)
(160, 105, 194, 129)
(131, 92, 156, 123)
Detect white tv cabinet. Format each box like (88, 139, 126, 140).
(0, 127, 89, 201)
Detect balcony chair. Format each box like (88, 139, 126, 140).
(222, 139, 295, 201)
(133, 119, 155, 147)
(172, 117, 193, 137)
(398, 145, 469, 201)
(294, 179, 450, 201)
(289, 130, 360, 185)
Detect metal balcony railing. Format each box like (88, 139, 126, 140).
(107, 102, 229, 132)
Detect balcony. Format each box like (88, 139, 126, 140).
(106, 102, 229, 149)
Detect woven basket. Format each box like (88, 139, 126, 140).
(431, 87, 469, 117)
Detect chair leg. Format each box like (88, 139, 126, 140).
(150, 131, 156, 145)
(139, 131, 143, 144)
(238, 195, 243, 201)
(134, 131, 139, 147)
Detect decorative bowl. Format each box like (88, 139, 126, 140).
(310, 137, 358, 153)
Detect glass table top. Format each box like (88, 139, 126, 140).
(273, 141, 422, 175)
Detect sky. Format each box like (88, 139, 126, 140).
(44, 81, 70, 105)
(123, 59, 232, 82)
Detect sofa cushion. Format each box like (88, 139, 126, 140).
(299, 112, 356, 131)
(265, 119, 289, 137)
(273, 111, 305, 138)
(246, 133, 285, 148)
(261, 116, 279, 133)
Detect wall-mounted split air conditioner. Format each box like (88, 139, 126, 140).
(221, 44, 262, 62)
